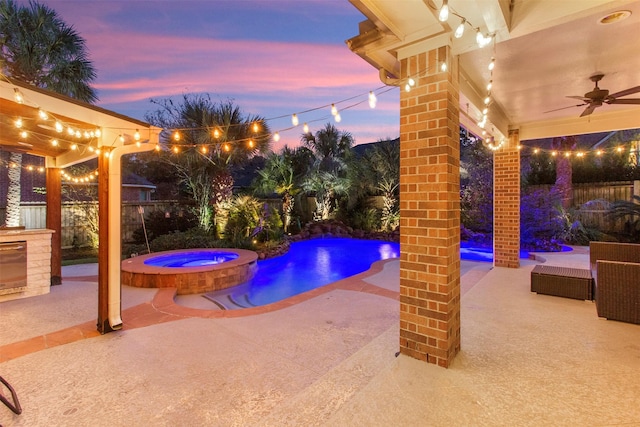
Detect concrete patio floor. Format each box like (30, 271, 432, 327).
(1, 247, 639, 426)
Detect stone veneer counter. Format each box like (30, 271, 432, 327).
(0, 229, 53, 302)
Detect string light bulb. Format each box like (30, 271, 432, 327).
(488, 58, 495, 71)
(248, 139, 254, 148)
(303, 123, 309, 133)
(273, 132, 280, 142)
(55, 121, 63, 132)
(438, 0, 449, 22)
(173, 131, 181, 141)
(455, 19, 466, 38)
(331, 104, 338, 116)
(38, 109, 48, 120)
(334, 113, 342, 123)
(487, 80, 493, 91)
(134, 129, 140, 141)
(20, 130, 27, 139)
(51, 139, 58, 147)
(200, 145, 208, 154)
(14, 88, 24, 103)
(213, 128, 220, 138)
(252, 122, 259, 133)
(14, 118, 22, 128)
(440, 61, 447, 72)
(368, 91, 377, 108)
(291, 114, 299, 126)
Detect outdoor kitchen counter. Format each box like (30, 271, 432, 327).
(0, 228, 53, 302)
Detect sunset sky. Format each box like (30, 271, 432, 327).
(39, 0, 400, 151)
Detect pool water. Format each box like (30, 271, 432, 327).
(205, 238, 398, 308)
(144, 251, 239, 268)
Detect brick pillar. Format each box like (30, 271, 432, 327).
(398, 46, 461, 368)
(493, 129, 520, 268)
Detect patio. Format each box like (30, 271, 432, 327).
(1, 249, 639, 425)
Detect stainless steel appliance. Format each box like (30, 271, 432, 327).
(0, 241, 27, 294)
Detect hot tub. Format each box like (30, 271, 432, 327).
(121, 248, 258, 295)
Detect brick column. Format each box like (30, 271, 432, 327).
(399, 46, 461, 368)
(493, 129, 520, 268)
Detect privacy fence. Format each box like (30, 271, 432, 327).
(2, 181, 638, 247)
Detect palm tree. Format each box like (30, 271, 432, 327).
(0, 0, 97, 226)
(300, 123, 354, 219)
(146, 95, 270, 233)
(255, 152, 297, 232)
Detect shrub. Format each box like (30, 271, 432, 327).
(131, 208, 198, 244)
(349, 207, 381, 232)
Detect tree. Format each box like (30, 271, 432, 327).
(0, 0, 97, 226)
(145, 95, 270, 233)
(254, 149, 303, 232)
(300, 123, 354, 220)
(460, 130, 493, 233)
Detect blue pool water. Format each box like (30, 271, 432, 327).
(204, 239, 568, 309)
(144, 251, 239, 267)
(206, 238, 399, 308)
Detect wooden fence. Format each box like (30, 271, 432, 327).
(3, 180, 638, 245)
(529, 181, 639, 233)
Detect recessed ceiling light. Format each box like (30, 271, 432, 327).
(598, 10, 631, 25)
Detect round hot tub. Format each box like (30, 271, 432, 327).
(121, 248, 258, 295)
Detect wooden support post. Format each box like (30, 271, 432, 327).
(46, 166, 62, 286)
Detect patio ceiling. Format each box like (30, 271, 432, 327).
(0, 78, 159, 168)
(347, 0, 640, 142)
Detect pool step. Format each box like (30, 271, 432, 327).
(202, 291, 256, 310)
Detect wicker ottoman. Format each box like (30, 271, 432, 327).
(530, 265, 594, 300)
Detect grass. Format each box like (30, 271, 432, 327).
(61, 247, 98, 266)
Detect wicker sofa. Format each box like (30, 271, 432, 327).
(590, 242, 640, 325)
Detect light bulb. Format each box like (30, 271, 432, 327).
(20, 130, 28, 138)
(533, 148, 540, 154)
(119, 134, 125, 143)
(224, 143, 230, 152)
(173, 131, 181, 141)
(55, 121, 63, 132)
(455, 19, 466, 38)
(484, 96, 491, 105)
(331, 104, 338, 116)
(71, 143, 78, 150)
(405, 83, 411, 92)
(482, 107, 488, 115)
(14, 88, 24, 103)
(95, 129, 101, 138)
(440, 61, 447, 72)
(201, 145, 208, 154)
(51, 139, 58, 146)
(334, 113, 341, 123)
(368, 91, 377, 109)
(252, 122, 259, 133)
(14, 118, 22, 128)
(155, 144, 161, 151)
(213, 128, 220, 138)
(303, 123, 309, 133)
(438, 0, 449, 22)
(172, 146, 179, 154)
(248, 139, 254, 148)
(408, 77, 415, 86)
(291, 114, 299, 126)
(273, 132, 280, 142)
(135, 141, 140, 148)
(75, 130, 81, 138)
(134, 129, 140, 141)
(38, 109, 48, 120)
(486, 81, 492, 91)
(488, 58, 495, 71)
(476, 29, 484, 45)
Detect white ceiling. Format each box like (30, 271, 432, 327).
(347, 0, 640, 142)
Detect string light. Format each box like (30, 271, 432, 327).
(134, 129, 140, 141)
(14, 118, 22, 128)
(14, 88, 24, 103)
(438, 0, 449, 22)
(213, 128, 220, 138)
(454, 19, 466, 38)
(440, 61, 447, 72)
(273, 132, 280, 142)
(303, 123, 309, 133)
(38, 109, 48, 120)
(331, 104, 338, 116)
(368, 91, 377, 108)
(291, 114, 299, 126)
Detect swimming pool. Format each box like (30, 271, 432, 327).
(204, 238, 399, 309)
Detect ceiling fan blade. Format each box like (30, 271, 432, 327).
(607, 98, 640, 105)
(580, 104, 598, 117)
(566, 96, 590, 101)
(543, 103, 586, 113)
(608, 85, 640, 99)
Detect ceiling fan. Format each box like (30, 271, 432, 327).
(561, 73, 640, 117)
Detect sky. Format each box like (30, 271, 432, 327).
(38, 0, 401, 152)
